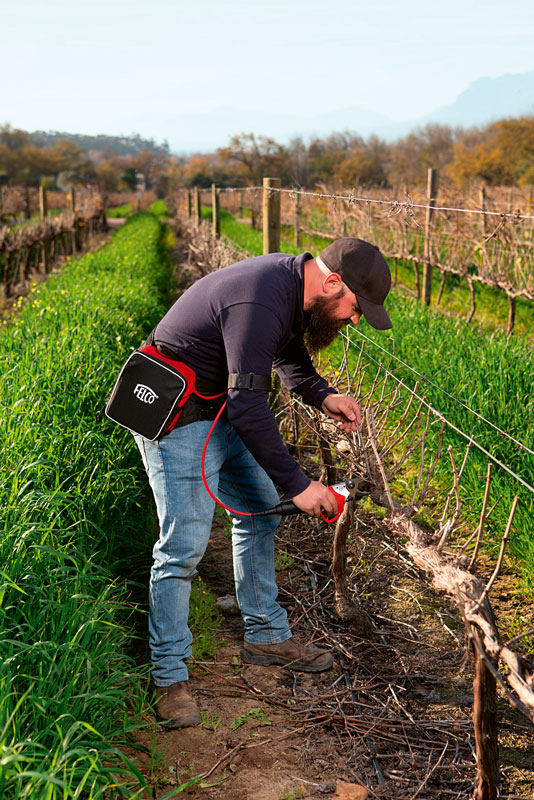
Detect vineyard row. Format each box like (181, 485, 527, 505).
(173, 177, 534, 334)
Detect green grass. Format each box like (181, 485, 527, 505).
(188, 578, 223, 661)
(107, 203, 134, 218)
(229, 707, 270, 730)
(214, 504, 233, 538)
(274, 549, 294, 571)
(149, 199, 169, 218)
(199, 710, 222, 731)
(0, 212, 174, 797)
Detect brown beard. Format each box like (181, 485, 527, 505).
(303, 288, 347, 354)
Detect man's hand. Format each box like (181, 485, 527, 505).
(291, 481, 338, 518)
(321, 394, 362, 432)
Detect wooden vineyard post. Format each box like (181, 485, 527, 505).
(506, 294, 516, 335)
(186, 189, 192, 219)
(480, 185, 488, 238)
(263, 177, 280, 255)
(39, 186, 50, 274)
(479, 184, 491, 279)
(193, 187, 201, 225)
(39, 185, 47, 218)
(294, 190, 301, 249)
(422, 168, 438, 306)
(87, 187, 94, 236)
(23, 186, 31, 220)
(1, 255, 10, 301)
(70, 187, 77, 255)
(471, 628, 499, 800)
(211, 184, 220, 240)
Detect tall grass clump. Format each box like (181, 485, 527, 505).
(0, 212, 173, 797)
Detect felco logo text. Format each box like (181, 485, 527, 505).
(133, 384, 159, 404)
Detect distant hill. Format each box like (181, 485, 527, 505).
(117, 106, 397, 154)
(145, 70, 534, 153)
(23, 71, 534, 155)
(419, 70, 534, 128)
(29, 131, 170, 157)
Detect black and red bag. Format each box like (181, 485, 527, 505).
(105, 345, 209, 440)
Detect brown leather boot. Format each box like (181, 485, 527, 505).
(155, 681, 201, 728)
(241, 638, 334, 672)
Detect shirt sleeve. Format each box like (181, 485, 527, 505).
(219, 302, 310, 498)
(273, 334, 338, 409)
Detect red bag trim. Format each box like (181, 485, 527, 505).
(139, 345, 225, 436)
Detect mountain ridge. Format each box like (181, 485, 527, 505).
(22, 70, 534, 155)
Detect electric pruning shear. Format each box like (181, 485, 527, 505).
(250, 475, 373, 524)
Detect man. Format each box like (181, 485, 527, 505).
(133, 237, 392, 728)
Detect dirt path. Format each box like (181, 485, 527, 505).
(128, 517, 343, 800)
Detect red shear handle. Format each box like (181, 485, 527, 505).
(320, 487, 345, 524)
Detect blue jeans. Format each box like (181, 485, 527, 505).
(134, 419, 291, 686)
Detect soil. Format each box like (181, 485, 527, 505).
(126, 510, 534, 800)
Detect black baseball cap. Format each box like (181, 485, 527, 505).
(317, 238, 392, 330)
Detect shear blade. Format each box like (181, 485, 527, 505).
(330, 482, 350, 499)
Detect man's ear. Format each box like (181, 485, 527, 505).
(322, 272, 343, 295)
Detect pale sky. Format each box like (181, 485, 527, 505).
(2, 0, 534, 149)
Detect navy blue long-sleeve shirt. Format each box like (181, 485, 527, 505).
(153, 251, 337, 497)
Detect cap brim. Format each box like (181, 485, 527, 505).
(356, 294, 392, 330)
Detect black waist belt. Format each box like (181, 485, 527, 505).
(155, 344, 271, 393)
(174, 394, 227, 428)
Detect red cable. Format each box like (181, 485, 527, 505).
(196, 390, 226, 400)
(200, 398, 342, 523)
(200, 399, 253, 517)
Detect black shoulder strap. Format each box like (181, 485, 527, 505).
(228, 373, 271, 392)
(143, 327, 156, 348)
